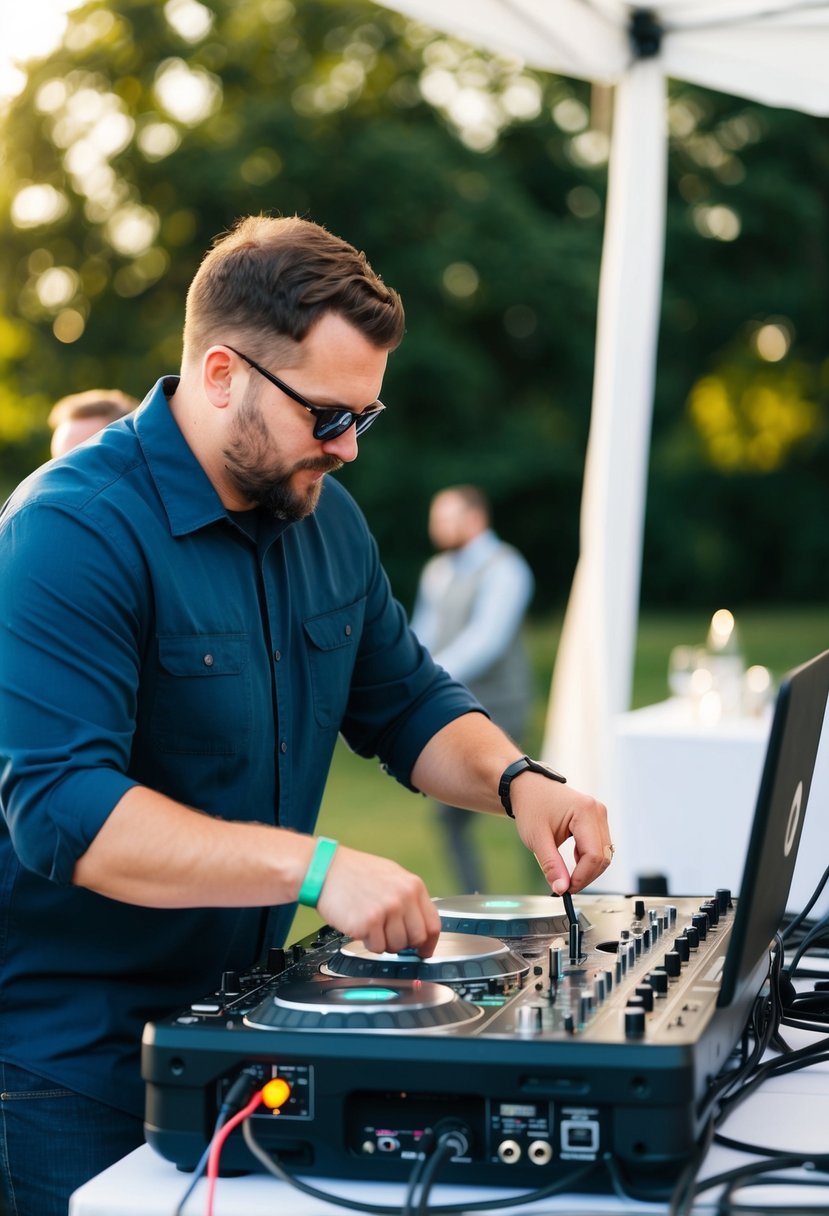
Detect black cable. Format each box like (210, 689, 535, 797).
(172, 1066, 263, 1216)
(241, 1117, 599, 1214)
(402, 1133, 435, 1216)
(413, 1137, 458, 1216)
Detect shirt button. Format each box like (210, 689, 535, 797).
(273, 650, 281, 662)
(344, 625, 352, 637)
(280, 740, 288, 754)
(203, 654, 214, 667)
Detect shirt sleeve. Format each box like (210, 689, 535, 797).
(430, 548, 534, 684)
(0, 502, 143, 883)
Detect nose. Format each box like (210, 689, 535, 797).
(321, 424, 359, 464)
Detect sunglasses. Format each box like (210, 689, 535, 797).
(225, 346, 386, 441)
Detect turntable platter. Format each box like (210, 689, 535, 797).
(321, 931, 528, 985)
(434, 895, 588, 937)
(244, 975, 483, 1033)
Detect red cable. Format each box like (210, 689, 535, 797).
(204, 1090, 264, 1216)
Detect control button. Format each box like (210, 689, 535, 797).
(685, 925, 700, 949)
(273, 649, 281, 662)
(691, 913, 709, 941)
(202, 654, 214, 667)
(517, 1004, 543, 1033)
(220, 970, 241, 994)
(674, 935, 690, 963)
(625, 1005, 646, 1039)
(716, 888, 732, 913)
(190, 1001, 221, 1014)
(648, 968, 669, 996)
(634, 984, 654, 1012)
(663, 951, 681, 978)
(280, 740, 288, 754)
(634, 899, 646, 920)
(701, 900, 719, 926)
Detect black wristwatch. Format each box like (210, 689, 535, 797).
(498, 755, 567, 819)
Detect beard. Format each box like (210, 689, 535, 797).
(222, 384, 343, 520)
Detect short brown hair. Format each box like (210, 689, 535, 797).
(182, 215, 405, 366)
(48, 389, 138, 431)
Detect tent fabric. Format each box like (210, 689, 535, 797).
(371, 0, 829, 808)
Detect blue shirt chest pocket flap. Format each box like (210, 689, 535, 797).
(152, 633, 251, 754)
(303, 600, 365, 728)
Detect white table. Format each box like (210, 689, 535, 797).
(71, 1028, 829, 1216)
(610, 698, 829, 919)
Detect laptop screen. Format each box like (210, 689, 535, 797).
(718, 649, 829, 1008)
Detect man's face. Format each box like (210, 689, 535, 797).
(221, 312, 388, 520)
(428, 493, 484, 551)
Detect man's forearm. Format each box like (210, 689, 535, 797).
(72, 785, 315, 908)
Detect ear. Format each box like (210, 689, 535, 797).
(202, 346, 236, 410)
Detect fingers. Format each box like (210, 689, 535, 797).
(515, 785, 612, 894)
(316, 846, 441, 957)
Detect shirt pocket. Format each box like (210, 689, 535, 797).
(303, 599, 366, 728)
(151, 633, 250, 754)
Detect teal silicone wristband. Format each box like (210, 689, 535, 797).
(297, 837, 338, 909)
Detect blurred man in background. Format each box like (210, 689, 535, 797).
(48, 388, 138, 458)
(412, 485, 535, 891)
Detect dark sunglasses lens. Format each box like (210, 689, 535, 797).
(313, 410, 354, 441)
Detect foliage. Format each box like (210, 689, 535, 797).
(1, 0, 828, 611)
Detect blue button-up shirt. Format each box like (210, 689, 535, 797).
(0, 377, 479, 1115)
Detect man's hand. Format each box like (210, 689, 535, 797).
(508, 774, 611, 895)
(316, 845, 441, 957)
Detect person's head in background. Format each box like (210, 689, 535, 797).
(427, 484, 491, 553)
(48, 389, 139, 458)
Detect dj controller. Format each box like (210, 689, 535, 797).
(143, 891, 753, 1197)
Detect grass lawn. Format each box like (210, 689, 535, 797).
(289, 606, 828, 940)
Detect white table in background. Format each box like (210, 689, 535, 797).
(610, 698, 829, 919)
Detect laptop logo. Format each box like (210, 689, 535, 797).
(784, 781, 803, 857)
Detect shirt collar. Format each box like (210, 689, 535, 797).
(134, 376, 290, 543)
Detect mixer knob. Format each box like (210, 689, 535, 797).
(641, 925, 652, 950)
(701, 900, 719, 927)
(517, 1004, 543, 1034)
(666, 905, 677, 926)
(549, 945, 563, 980)
(634, 899, 646, 920)
(691, 913, 709, 941)
(266, 947, 287, 975)
(620, 928, 630, 940)
(563, 1012, 575, 1034)
(632, 931, 643, 957)
(648, 968, 669, 996)
(685, 925, 700, 949)
(579, 993, 592, 1024)
(594, 974, 607, 1004)
(220, 970, 241, 995)
(624, 1004, 646, 1039)
(634, 983, 654, 1012)
(663, 951, 681, 978)
(674, 935, 690, 963)
(603, 968, 614, 993)
(716, 888, 732, 913)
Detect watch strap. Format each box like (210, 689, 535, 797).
(499, 755, 566, 818)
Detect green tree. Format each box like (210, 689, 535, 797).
(1, 0, 827, 609)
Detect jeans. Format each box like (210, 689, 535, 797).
(0, 1062, 144, 1216)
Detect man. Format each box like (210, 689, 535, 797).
(0, 215, 611, 1214)
(412, 485, 535, 891)
(48, 387, 138, 457)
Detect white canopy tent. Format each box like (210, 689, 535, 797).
(372, 0, 829, 808)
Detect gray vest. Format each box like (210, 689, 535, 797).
(430, 543, 532, 739)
